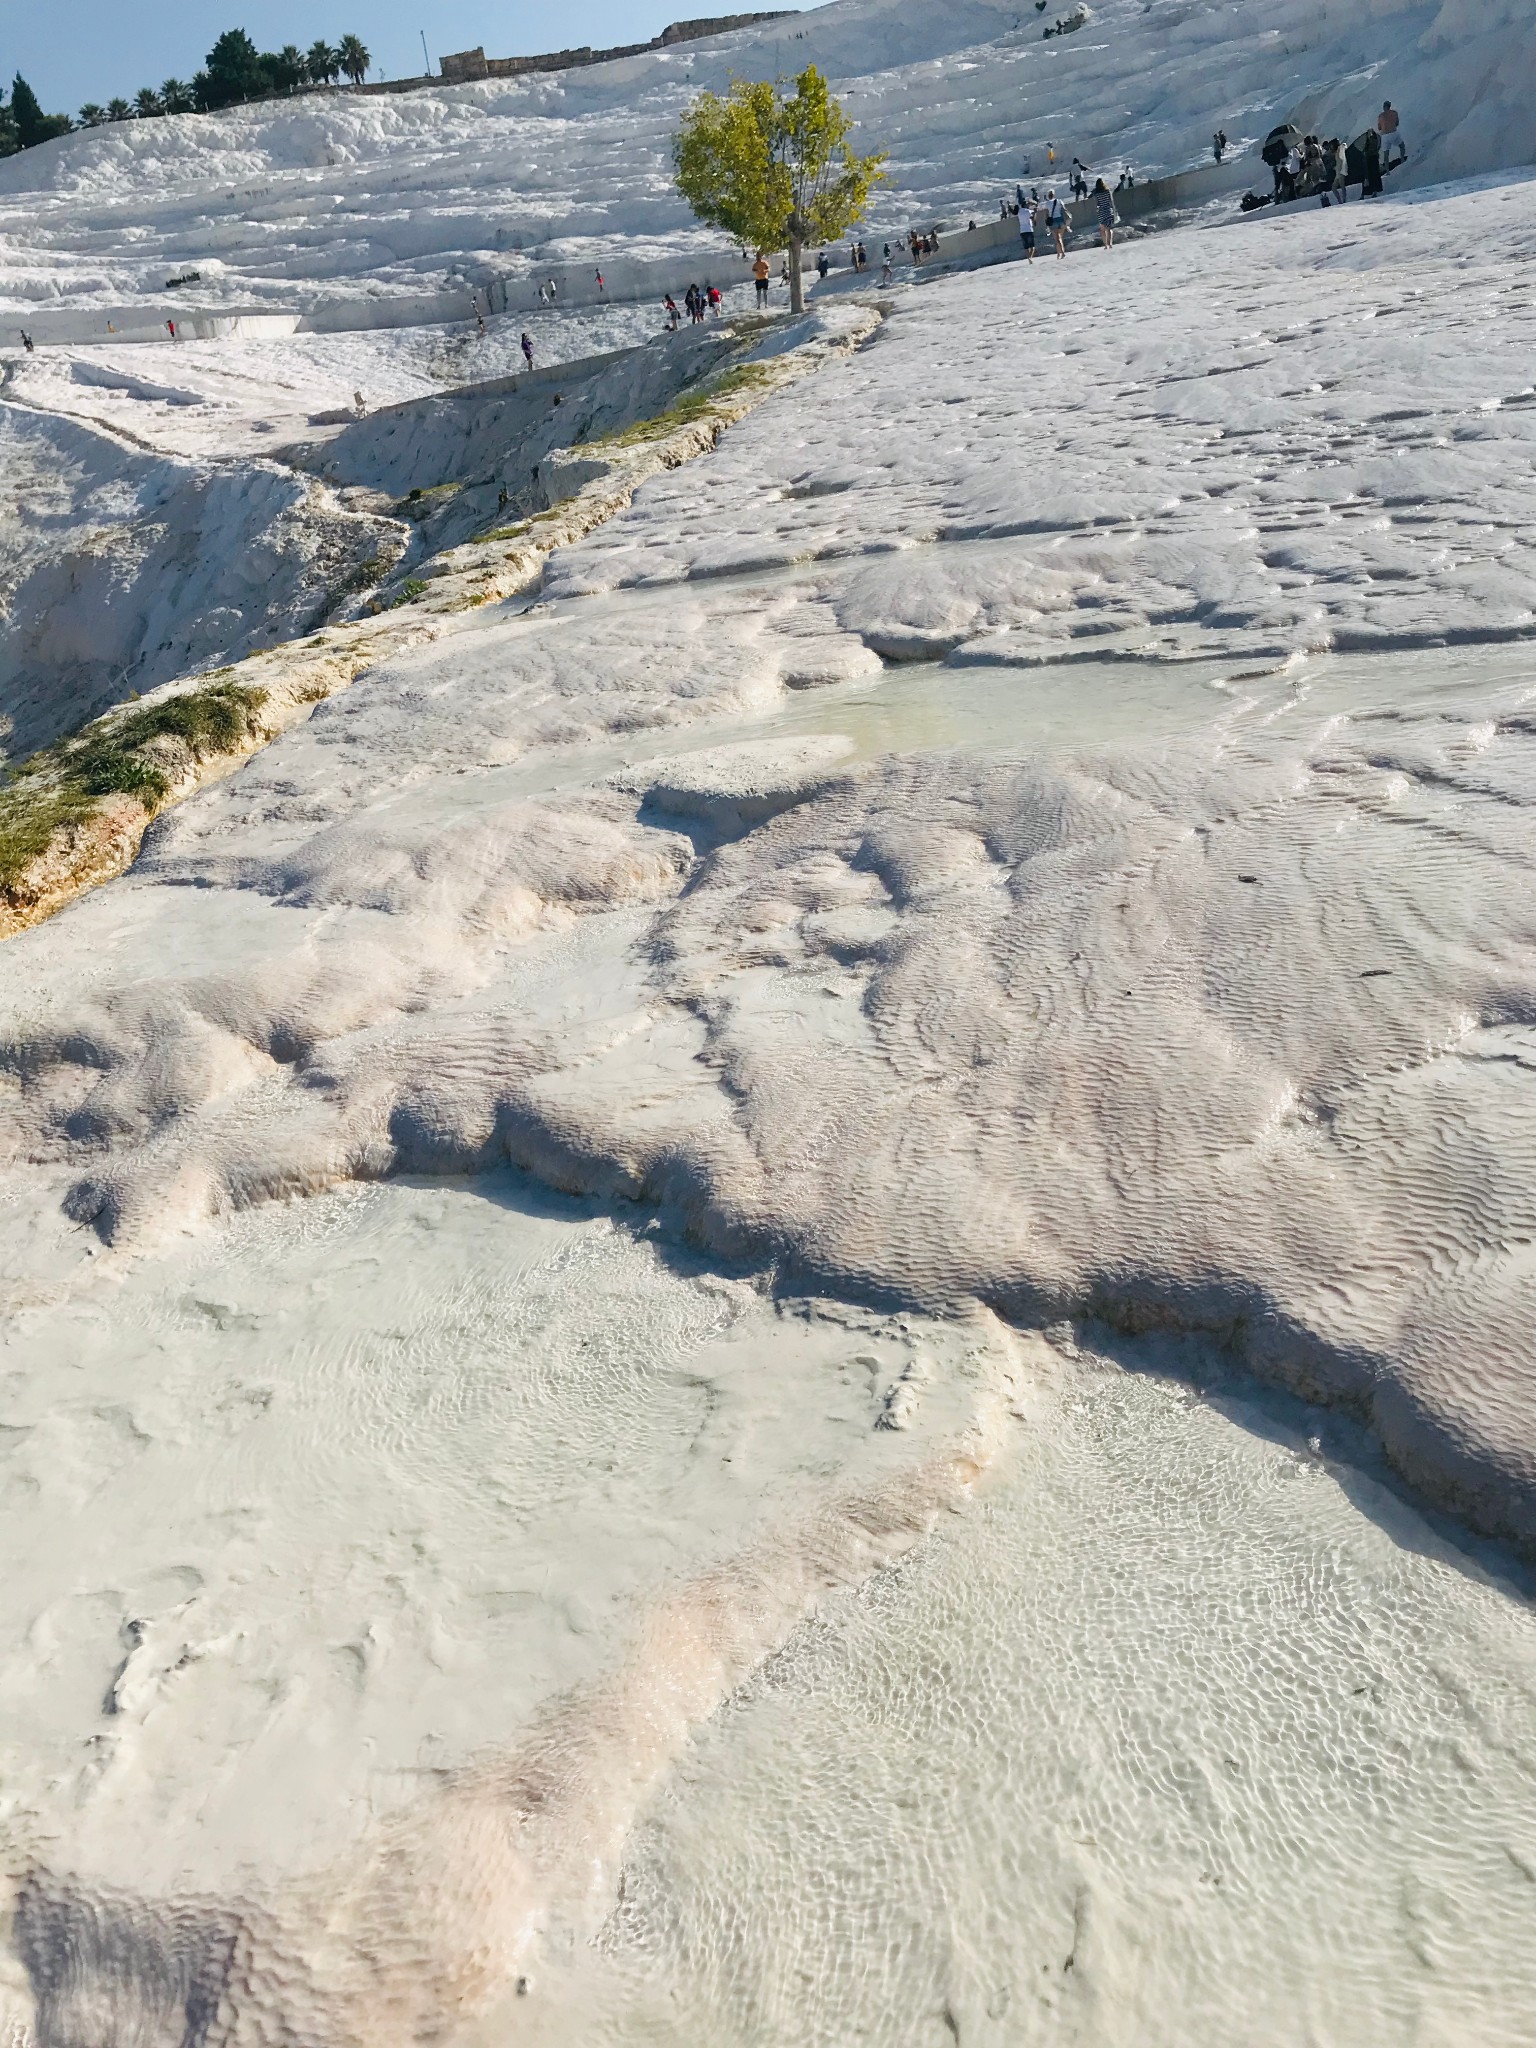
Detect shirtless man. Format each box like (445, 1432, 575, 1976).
(1377, 100, 1406, 171)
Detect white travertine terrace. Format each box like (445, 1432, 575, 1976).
(4, 2, 1536, 2041)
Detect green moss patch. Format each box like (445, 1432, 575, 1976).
(1, 678, 269, 899)
(596, 361, 774, 449)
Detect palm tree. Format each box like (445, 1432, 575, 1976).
(134, 87, 163, 117)
(337, 34, 371, 87)
(78, 103, 106, 127)
(273, 45, 305, 91)
(306, 40, 338, 85)
(106, 97, 133, 121)
(160, 79, 195, 113)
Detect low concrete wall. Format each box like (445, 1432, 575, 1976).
(1212, 153, 1411, 231)
(296, 290, 485, 334)
(1110, 154, 1256, 219)
(360, 345, 640, 424)
(6, 306, 302, 346)
(910, 153, 1258, 269)
(6, 150, 1259, 353)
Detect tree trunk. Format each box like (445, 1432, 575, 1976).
(788, 232, 804, 315)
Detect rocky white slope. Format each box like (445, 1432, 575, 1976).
(12, 169, 1536, 1520)
(3, 3, 1536, 2043)
(0, 0, 1533, 316)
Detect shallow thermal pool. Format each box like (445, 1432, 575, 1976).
(4, 622, 1536, 2042)
(555, 1348, 1536, 2047)
(279, 600, 1536, 853)
(2, 1152, 1534, 2046)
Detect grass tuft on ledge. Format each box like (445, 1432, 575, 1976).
(1, 678, 269, 899)
(596, 361, 774, 448)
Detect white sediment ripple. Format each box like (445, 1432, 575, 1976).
(4, 10, 1536, 2038)
(591, 1343, 1536, 2046)
(7, 177, 1536, 1535)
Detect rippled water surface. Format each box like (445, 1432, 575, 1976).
(6, 1162, 1535, 2045)
(533, 1345, 1536, 2046)
(6, 635, 1536, 2045)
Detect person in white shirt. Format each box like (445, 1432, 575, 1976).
(1045, 189, 1069, 258)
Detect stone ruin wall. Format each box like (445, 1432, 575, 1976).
(439, 15, 793, 85)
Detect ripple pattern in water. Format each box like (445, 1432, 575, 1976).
(563, 1345, 1536, 2047)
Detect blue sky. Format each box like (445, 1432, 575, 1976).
(6, 2, 806, 115)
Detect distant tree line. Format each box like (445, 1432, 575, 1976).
(0, 29, 373, 153)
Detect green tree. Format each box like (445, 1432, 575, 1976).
(306, 40, 338, 84)
(673, 66, 884, 315)
(337, 34, 371, 86)
(78, 103, 107, 128)
(106, 97, 132, 121)
(0, 93, 19, 157)
(272, 45, 305, 91)
(160, 79, 196, 113)
(134, 87, 163, 117)
(10, 73, 72, 148)
(203, 29, 267, 108)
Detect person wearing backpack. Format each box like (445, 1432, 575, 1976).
(1046, 189, 1069, 258)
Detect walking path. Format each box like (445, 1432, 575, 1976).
(10, 149, 1262, 352)
(910, 153, 1257, 271)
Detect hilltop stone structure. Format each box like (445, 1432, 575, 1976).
(439, 15, 794, 84)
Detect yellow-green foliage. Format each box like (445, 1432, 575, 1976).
(396, 482, 463, 517)
(598, 361, 774, 448)
(484, 506, 565, 543)
(673, 66, 886, 268)
(0, 679, 268, 895)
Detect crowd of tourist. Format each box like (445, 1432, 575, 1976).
(1251, 102, 1407, 210)
(645, 94, 1411, 331)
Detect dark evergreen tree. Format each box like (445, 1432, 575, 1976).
(11, 73, 72, 147)
(202, 29, 267, 108)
